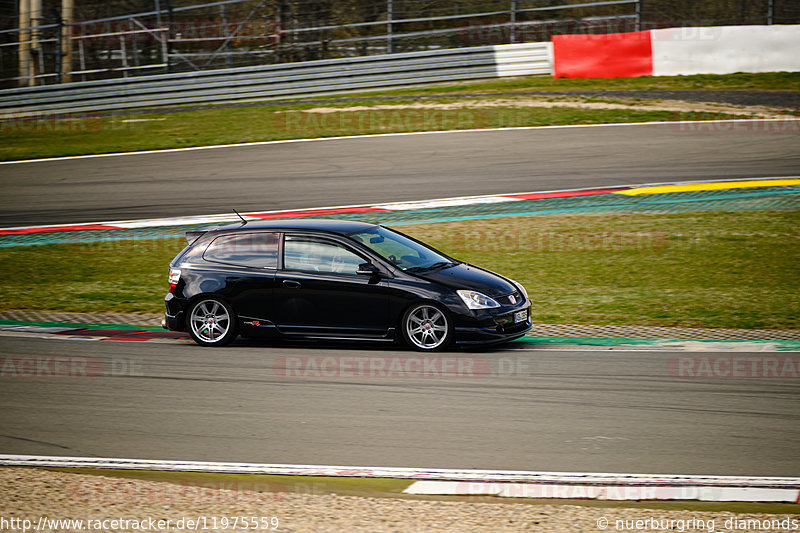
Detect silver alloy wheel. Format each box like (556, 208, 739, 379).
(189, 299, 231, 343)
(405, 304, 449, 350)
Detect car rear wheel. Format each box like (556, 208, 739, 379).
(188, 297, 237, 347)
(402, 303, 452, 352)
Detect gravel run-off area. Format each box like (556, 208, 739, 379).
(1, 468, 798, 532)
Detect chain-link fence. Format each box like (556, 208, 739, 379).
(1, 0, 798, 89)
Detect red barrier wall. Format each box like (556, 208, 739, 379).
(552, 31, 653, 78)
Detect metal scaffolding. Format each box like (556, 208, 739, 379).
(1, 0, 797, 89)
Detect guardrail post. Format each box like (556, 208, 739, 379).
(61, 0, 73, 83)
(120, 32, 128, 77)
(154, 0, 162, 30)
(30, 0, 41, 85)
(635, 0, 642, 32)
(165, 0, 174, 72)
(278, 0, 291, 62)
(387, 0, 393, 54)
(510, 0, 518, 43)
(221, 4, 233, 68)
(77, 37, 85, 81)
(152, 0, 165, 72)
(130, 19, 140, 71)
(767, 0, 774, 24)
(54, 9, 63, 84)
(18, 0, 33, 86)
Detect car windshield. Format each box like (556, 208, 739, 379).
(348, 226, 455, 271)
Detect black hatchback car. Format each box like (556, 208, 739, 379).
(164, 219, 531, 351)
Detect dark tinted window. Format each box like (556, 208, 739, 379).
(203, 232, 279, 268)
(284, 237, 365, 274)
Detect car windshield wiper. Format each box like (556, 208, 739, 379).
(405, 261, 455, 273)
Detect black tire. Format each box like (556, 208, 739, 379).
(401, 302, 453, 352)
(187, 297, 238, 347)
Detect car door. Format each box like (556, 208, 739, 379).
(274, 233, 390, 336)
(200, 231, 279, 321)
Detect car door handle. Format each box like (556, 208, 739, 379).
(283, 280, 301, 289)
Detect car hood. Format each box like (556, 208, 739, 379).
(412, 263, 517, 297)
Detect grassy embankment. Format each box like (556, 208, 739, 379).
(2, 212, 798, 329)
(1, 72, 798, 161)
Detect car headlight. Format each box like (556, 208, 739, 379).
(457, 290, 500, 309)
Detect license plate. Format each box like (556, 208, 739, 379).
(514, 309, 528, 323)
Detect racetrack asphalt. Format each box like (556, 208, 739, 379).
(1, 123, 798, 478)
(1, 335, 798, 477)
(1, 122, 799, 226)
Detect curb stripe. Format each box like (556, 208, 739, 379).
(617, 178, 800, 196)
(0, 224, 120, 235)
(0, 177, 797, 236)
(506, 187, 632, 200)
(1, 454, 799, 488)
(403, 481, 800, 502)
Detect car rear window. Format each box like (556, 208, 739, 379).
(203, 232, 279, 268)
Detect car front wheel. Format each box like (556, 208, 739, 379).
(402, 303, 453, 352)
(188, 297, 237, 347)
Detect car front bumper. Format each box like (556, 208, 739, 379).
(451, 301, 532, 345)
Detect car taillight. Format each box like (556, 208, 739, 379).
(168, 268, 181, 292)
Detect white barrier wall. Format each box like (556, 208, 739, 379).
(493, 42, 553, 77)
(651, 25, 800, 76)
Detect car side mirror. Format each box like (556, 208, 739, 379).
(356, 263, 380, 276)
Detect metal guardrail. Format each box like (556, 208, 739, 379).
(2, 0, 633, 87)
(0, 42, 551, 117)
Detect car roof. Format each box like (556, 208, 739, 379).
(204, 218, 380, 235)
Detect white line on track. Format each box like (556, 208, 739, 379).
(1, 118, 798, 165)
(1, 454, 798, 488)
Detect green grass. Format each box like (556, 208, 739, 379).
(2, 211, 798, 329)
(0, 238, 187, 315)
(4, 71, 795, 161)
(340, 71, 800, 96)
(413, 211, 800, 329)
(0, 104, 749, 161)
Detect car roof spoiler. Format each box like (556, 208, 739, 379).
(185, 230, 206, 244)
(187, 224, 228, 243)
(185, 210, 248, 243)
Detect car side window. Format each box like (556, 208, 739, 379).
(203, 232, 279, 268)
(284, 237, 365, 275)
